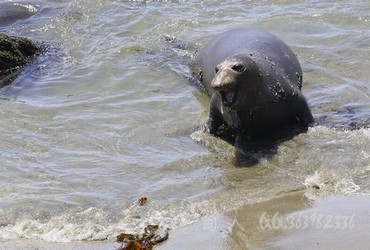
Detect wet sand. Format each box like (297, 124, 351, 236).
(266, 195, 370, 250)
(161, 193, 370, 250)
(2, 193, 370, 250)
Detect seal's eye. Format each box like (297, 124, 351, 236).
(215, 67, 219, 74)
(232, 64, 245, 72)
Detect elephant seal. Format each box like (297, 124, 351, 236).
(194, 28, 314, 148)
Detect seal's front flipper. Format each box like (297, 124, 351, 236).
(297, 98, 315, 128)
(205, 93, 224, 134)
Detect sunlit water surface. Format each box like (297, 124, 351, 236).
(0, 0, 369, 242)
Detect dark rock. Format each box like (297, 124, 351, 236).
(0, 33, 39, 88)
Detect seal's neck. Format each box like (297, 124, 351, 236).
(220, 106, 241, 130)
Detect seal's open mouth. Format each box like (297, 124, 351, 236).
(220, 90, 238, 107)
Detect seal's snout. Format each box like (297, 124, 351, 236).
(211, 67, 238, 91)
(210, 56, 256, 107)
(211, 66, 239, 107)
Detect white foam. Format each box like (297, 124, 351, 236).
(0, 199, 220, 242)
(303, 170, 360, 201)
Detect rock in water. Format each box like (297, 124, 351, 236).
(0, 33, 39, 88)
(0, 2, 39, 26)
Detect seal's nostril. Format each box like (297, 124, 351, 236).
(232, 64, 245, 72)
(215, 67, 219, 74)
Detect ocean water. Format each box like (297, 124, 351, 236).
(0, 0, 369, 243)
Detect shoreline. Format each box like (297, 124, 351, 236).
(1, 193, 369, 250)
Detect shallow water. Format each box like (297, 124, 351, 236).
(0, 0, 369, 243)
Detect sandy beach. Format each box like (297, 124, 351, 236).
(162, 193, 370, 250)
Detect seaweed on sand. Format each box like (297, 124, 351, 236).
(116, 224, 169, 250)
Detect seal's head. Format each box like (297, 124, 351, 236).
(211, 55, 264, 108)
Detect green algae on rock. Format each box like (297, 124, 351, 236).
(0, 33, 39, 87)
